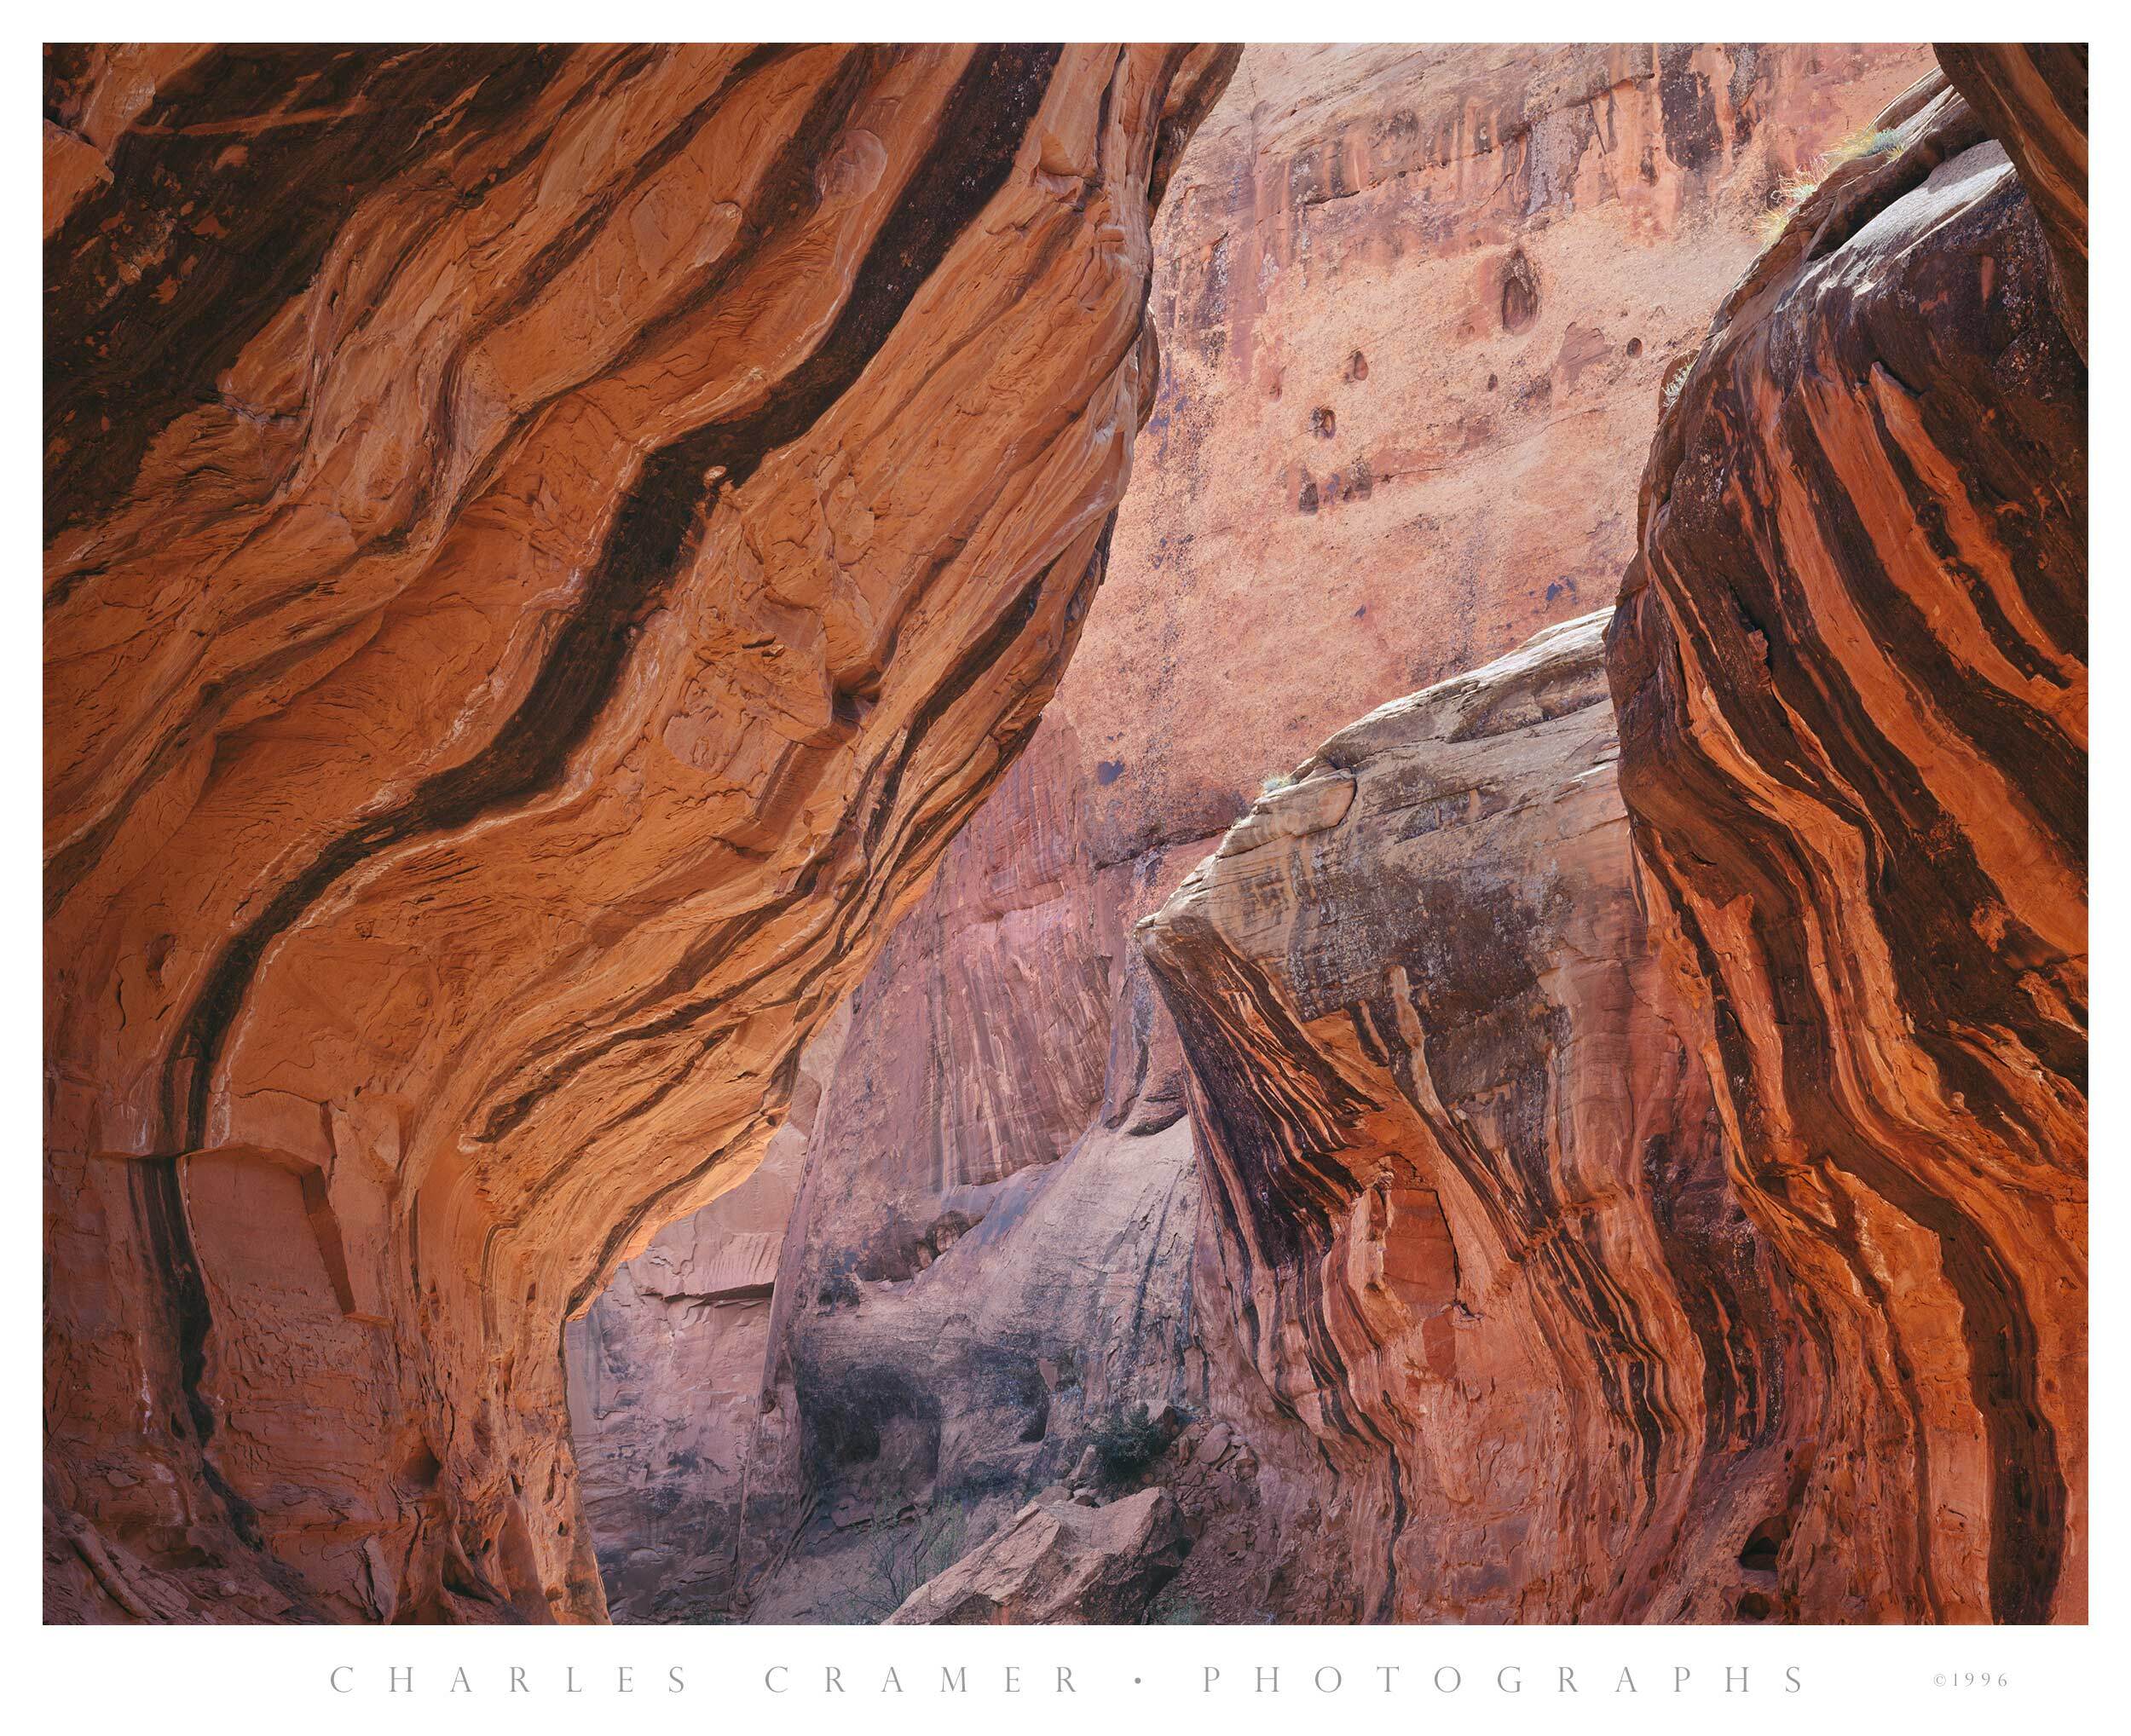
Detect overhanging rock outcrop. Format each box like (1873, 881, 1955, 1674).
(1606, 56, 2088, 1620)
(1142, 51, 2087, 1625)
(557, 41, 1945, 1624)
(43, 41, 1237, 1624)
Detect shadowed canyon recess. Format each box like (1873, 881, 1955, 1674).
(43, 41, 2084, 1626)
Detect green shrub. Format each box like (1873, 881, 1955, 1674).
(1089, 1403, 1177, 1479)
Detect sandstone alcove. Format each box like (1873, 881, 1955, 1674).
(555, 43, 2088, 1626)
(46, 41, 2087, 1629)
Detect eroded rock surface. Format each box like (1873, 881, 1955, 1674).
(565, 42, 1940, 1624)
(1080, 41, 1936, 847)
(1606, 61, 2088, 1621)
(1936, 44, 2088, 354)
(886, 1487, 1189, 1626)
(1143, 613, 1807, 1621)
(43, 41, 1237, 1624)
(700, 726, 1206, 1622)
(563, 1008, 849, 1621)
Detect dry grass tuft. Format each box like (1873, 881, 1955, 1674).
(1754, 126, 1903, 246)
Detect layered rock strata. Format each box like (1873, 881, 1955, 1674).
(566, 42, 1940, 1623)
(44, 41, 1237, 1624)
(1605, 58, 2088, 1621)
(1935, 45, 2087, 355)
(1142, 612, 1809, 1621)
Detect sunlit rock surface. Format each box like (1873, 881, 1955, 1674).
(43, 40, 1237, 1624)
(1606, 60, 2087, 1621)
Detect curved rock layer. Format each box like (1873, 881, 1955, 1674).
(1605, 59, 2087, 1622)
(43, 41, 1237, 1624)
(558, 40, 1943, 1618)
(564, 42, 1938, 1623)
(1143, 613, 1807, 1622)
(571, 721, 1207, 1621)
(1934, 45, 2087, 355)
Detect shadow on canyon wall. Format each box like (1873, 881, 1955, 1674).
(565, 42, 2083, 1625)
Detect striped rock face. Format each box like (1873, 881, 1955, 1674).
(1607, 55, 2087, 1622)
(557, 42, 1939, 1628)
(1141, 613, 1799, 1622)
(1139, 50, 2084, 1626)
(43, 43, 1236, 1624)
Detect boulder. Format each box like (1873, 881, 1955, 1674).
(886, 1488, 1189, 1625)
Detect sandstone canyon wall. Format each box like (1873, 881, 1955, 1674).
(1605, 50, 2088, 1622)
(1141, 609, 1797, 1622)
(568, 739, 1210, 1621)
(563, 1006, 850, 1619)
(43, 41, 1239, 1624)
(1137, 46, 2086, 1625)
(567, 43, 1957, 1624)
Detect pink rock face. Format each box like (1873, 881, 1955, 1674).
(43, 42, 1238, 1624)
(563, 1009, 849, 1620)
(885, 1487, 1191, 1625)
(649, 724, 1209, 1624)
(1075, 42, 1937, 862)
(566, 43, 1949, 1625)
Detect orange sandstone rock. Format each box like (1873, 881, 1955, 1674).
(1142, 612, 1803, 1621)
(1606, 61, 2087, 1621)
(1936, 44, 2087, 355)
(565, 43, 1942, 1624)
(43, 42, 1236, 1624)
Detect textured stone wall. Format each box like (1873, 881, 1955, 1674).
(564, 43, 1945, 1624)
(1605, 55, 2087, 1622)
(43, 41, 1237, 1624)
(1143, 612, 1808, 1620)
